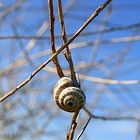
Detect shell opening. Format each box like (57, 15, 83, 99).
(63, 96, 77, 109)
(67, 100, 74, 107)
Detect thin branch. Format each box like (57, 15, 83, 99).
(90, 5, 112, 61)
(75, 117, 91, 140)
(0, 0, 26, 19)
(67, 110, 80, 140)
(43, 66, 140, 85)
(0, 0, 112, 102)
(83, 106, 137, 121)
(0, 22, 140, 40)
(0, 35, 140, 45)
(69, 35, 140, 49)
(12, 24, 35, 67)
(78, 73, 140, 85)
(57, 0, 78, 86)
(1, 61, 139, 86)
(48, 0, 64, 78)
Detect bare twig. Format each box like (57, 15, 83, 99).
(0, 0, 112, 102)
(67, 110, 80, 140)
(48, 0, 64, 78)
(57, 0, 78, 86)
(75, 117, 91, 140)
(12, 24, 35, 67)
(0, 0, 26, 19)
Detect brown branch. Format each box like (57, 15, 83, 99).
(48, 0, 64, 78)
(0, 0, 112, 102)
(67, 110, 80, 140)
(57, 0, 78, 86)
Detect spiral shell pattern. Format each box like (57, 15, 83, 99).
(53, 77, 86, 112)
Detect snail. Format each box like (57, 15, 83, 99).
(53, 77, 86, 112)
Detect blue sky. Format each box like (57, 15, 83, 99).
(0, 0, 140, 140)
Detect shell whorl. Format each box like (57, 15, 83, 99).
(53, 77, 86, 112)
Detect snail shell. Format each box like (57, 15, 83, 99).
(53, 77, 86, 112)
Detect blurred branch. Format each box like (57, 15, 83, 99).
(83, 106, 137, 121)
(44, 66, 140, 85)
(1, 22, 140, 40)
(0, 35, 140, 47)
(87, 32, 137, 117)
(12, 24, 35, 67)
(78, 73, 140, 85)
(1, 60, 139, 86)
(0, 0, 26, 19)
(90, 5, 112, 61)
